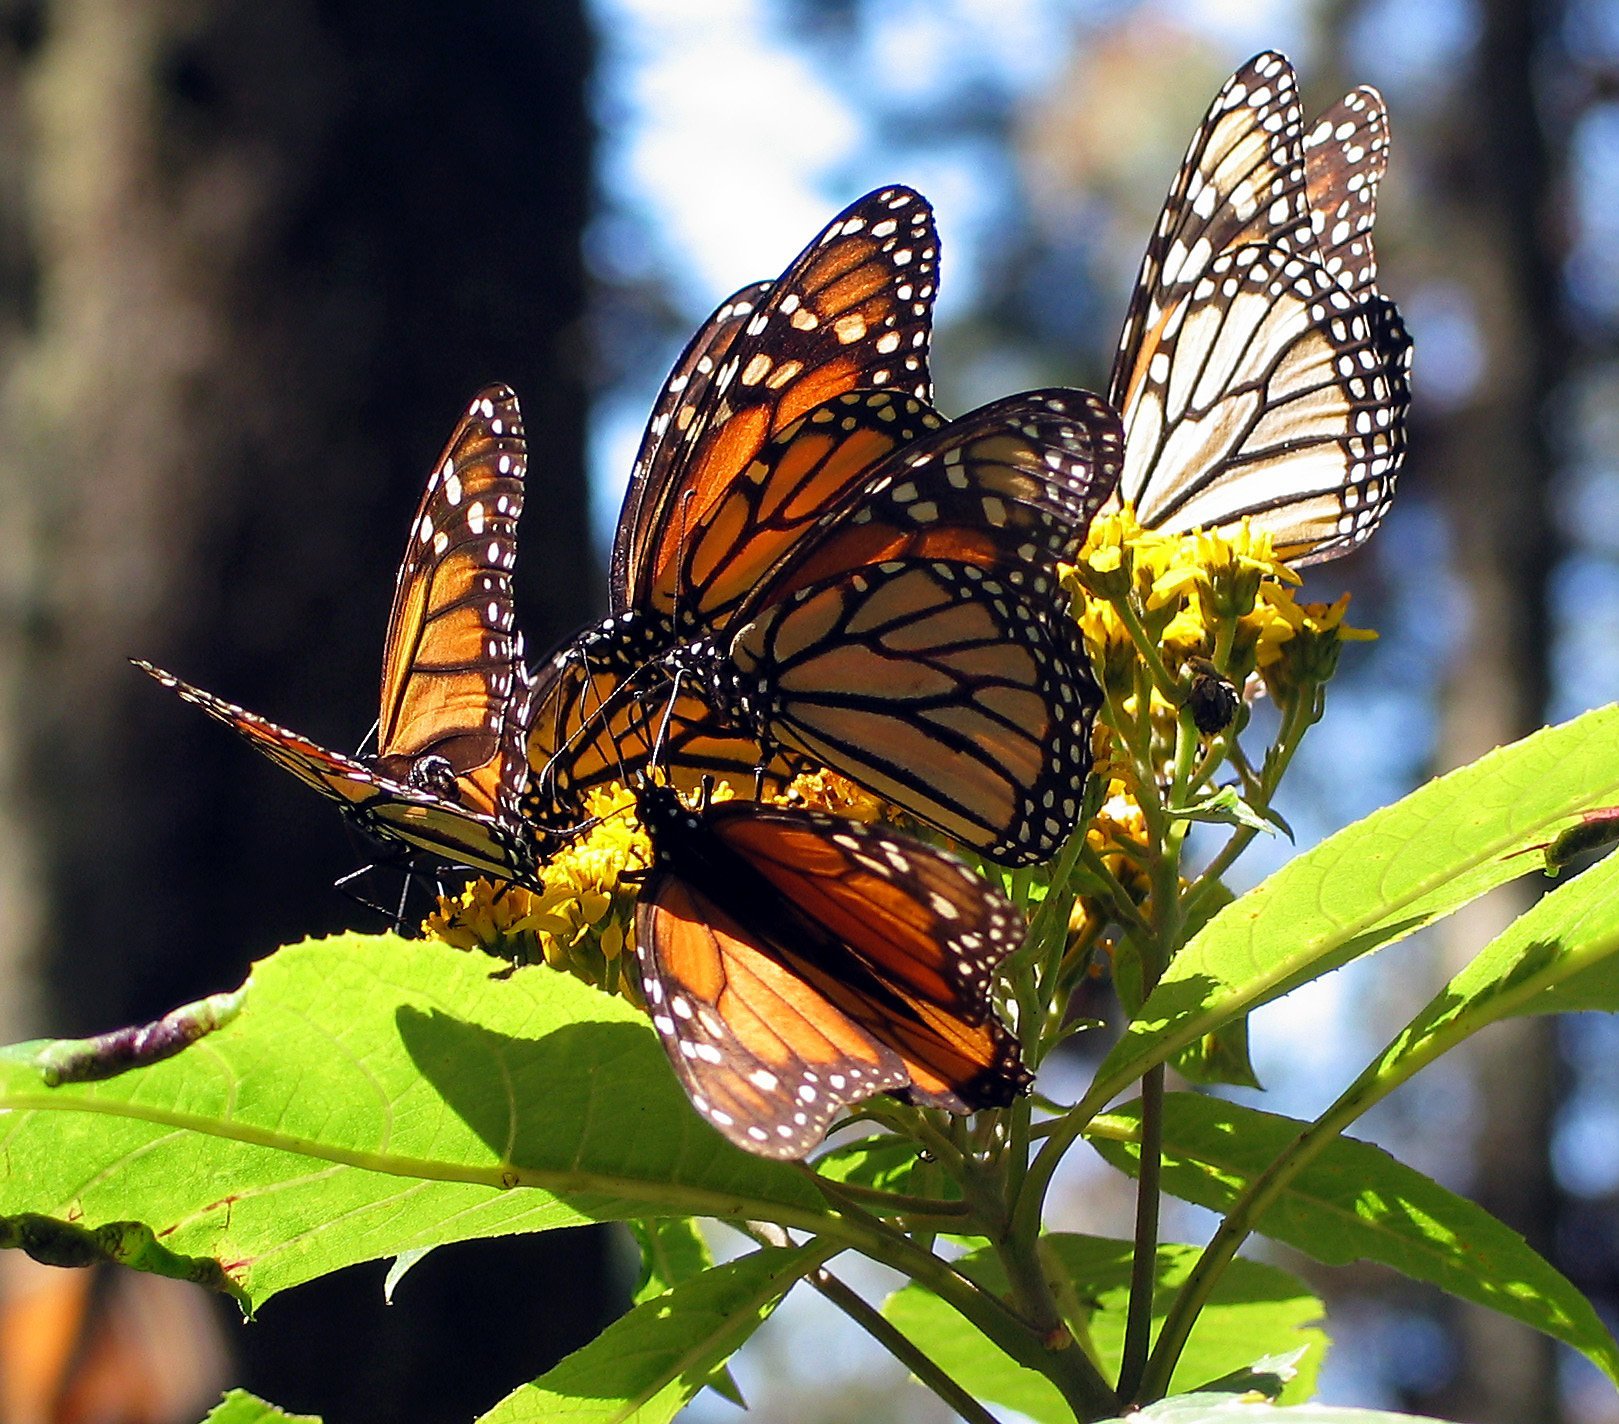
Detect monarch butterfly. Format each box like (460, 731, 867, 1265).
(634, 781, 1031, 1159)
(525, 186, 942, 822)
(682, 385, 1123, 863)
(139, 385, 541, 884)
(1110, 51, 1412, 565)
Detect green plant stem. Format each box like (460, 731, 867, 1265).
(1183, 690, 1314, 923)
(812, 1175, 972, 1223)
(864, 1100, 970, 1182)
(1115, 1063, 1164, 1402)
(988, 1213, 1119, 1419)
(806, 1180, 1113, 1415)
(1112, 598, 1183, 704)
(809, 1266, 1002, 1424)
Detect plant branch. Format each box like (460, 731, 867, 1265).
(1116, 1063, 1164, 1402)
(809, 1266, 1003, 1424)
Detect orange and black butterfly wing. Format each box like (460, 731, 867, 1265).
(740, 387, 1123, 606)
(638, 876, 911, 1157)
(611, 282, 774, 608)
(699, 390, 1120, 863)
(635, 788, 1028, 1158)
(614, 186, 940, 629)
(522, 636, 788, 825)
(722, 565, 1096, 864)
(374, 384, 529, 822)
(1303, 87, 1389, 300)
(136, 663, 538, 882)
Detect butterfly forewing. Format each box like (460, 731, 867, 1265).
(611, 282, 774, 606)
(615, 186, 940, 624)
(1112, 51, 1312, 422)
(136, 662, 538, 882)
(375, 384, 528, 820)
(755, 388, 1123, 604)
(1303, 87, 1389, 300)
(635, 788, 1029, 1159)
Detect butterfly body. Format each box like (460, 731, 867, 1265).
(633, 782, 1031, 1159)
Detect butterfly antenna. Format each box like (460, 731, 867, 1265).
(649, 660, 690, 785)
(355, 716, 382, 760)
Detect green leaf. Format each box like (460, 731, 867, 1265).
(629, 1218, 715, 1307)
(1097, 1395, 1466, 1424)
(813, 1134, 959, 1200)
(1172, 1015, 1261, 1090)
(1424, 840, 1619, 1019)
(477, 1245, 822, 1423)
(1087, 1094, 1619, 1386)
(1171, 786, 1280, 835)
(627, 1220, 743, 1406)
(198, 1389, 321, 1424)
(1086, 705, 1619, 1112)
(884, 1234, 1326, 1422)
(0, 935, 823, 1310)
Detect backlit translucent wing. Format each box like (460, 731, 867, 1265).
(136, 662, 540, 883)
(720, 564, 1094, 864)
(612, 186, 940, 627)
(1110, 54, 1411, 564)
(1304, 86, 1389, 300)
(700, 388, 1120, 863)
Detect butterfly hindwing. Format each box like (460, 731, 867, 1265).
(722, 562, 1097, 864)
(1303, 86, 1389, 300)
(635, 786, 1029, 1159)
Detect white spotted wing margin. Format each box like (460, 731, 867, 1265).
(634, 784, 1030, 1161)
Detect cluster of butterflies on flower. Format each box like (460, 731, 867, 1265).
(139, 54, 1412, 1160)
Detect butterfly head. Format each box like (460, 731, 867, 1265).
(405, 754, 459, 802)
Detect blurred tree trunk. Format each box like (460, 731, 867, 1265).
(1427, 0, 1564, 1418)
(0, 1, 613, 1419)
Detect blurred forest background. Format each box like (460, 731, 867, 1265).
(0, 0, 1613, 1421)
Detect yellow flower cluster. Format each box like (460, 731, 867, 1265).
(423, 782, 666, 1007)
(1062, 507, 1374, 712)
